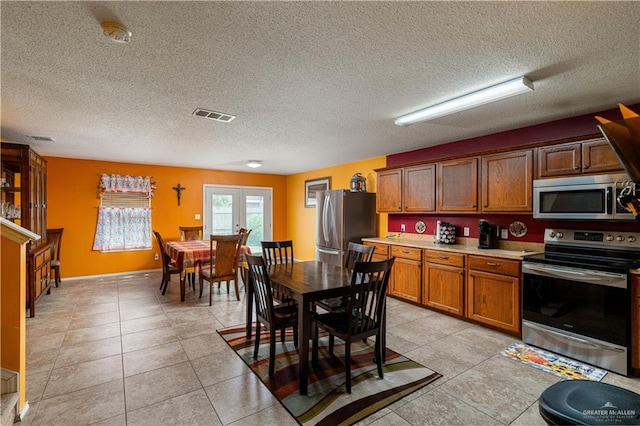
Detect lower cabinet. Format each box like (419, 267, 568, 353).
(422, 250, 465, 316)
(388, 246, 421, 302)
(28, 242, 52, 317)
(466, 255, 521, 334)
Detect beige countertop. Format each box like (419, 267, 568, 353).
(363, 235, 543, 260)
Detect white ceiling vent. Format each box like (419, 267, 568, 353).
(193, 108, 236, 123)
(29, 135, 55, 142)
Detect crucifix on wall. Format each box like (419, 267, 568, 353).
(172, 183, 186, 206)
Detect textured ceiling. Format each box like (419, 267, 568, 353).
(1, 1, 639, 175)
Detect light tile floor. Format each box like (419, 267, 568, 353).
(20, 272, 640, 425)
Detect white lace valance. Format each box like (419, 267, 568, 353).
(99, 174, 155, 196)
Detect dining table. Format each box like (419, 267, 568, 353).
(165, 239, 250, 302)
(245, 260, 354, 395)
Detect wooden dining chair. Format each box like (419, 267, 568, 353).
(314, 242, 375, 312)
(261, 240, 296, 305)
(179, 225, 204, 289)
(153, 230, 181, 295)
(199, 234, 243, 304)
(311, 257, 395, 394)
(46, 228, 64, 287)
(245, 254, 298, 377)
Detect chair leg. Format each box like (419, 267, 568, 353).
(375, 336, 384, 380)
(345, 339, 352, 394)
(329, 334, 335, 354)
(209, 282, 213, 306)
(293, 324, 298, 348)
(233, 279, 240, 301)
(280, 328, 285, 343)
(254, 324, 261, 360)
(269, 328, 276, 377)
(161, 277, 169, 295)
(312, 324, 319, 369)
(198, 275, 204, 298)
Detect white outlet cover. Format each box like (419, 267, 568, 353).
(463, 227, 470, 236)
(195, 214, 201, 220)
(501, 229, 508, 239)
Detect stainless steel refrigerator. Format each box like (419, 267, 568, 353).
(316, 190, 377, 266)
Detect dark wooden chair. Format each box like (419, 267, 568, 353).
(261, 240, 296, 305)
(314, 242, 375, 312)
(153, 230, 181, 295)
(199, 234, 243, 304)
(311, 257, 395, 394)
(245, 253, 298, 377)
(46, 228, 64, 287)
(179, 226, 203, 289)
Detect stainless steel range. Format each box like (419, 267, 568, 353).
(522, 229, 640, 375)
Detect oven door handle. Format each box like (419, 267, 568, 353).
(523, 263, 627, 288)
(525, 322, 626, 352)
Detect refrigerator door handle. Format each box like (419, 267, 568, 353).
(322, 194, 332, 242)
(318, 248, 341, 255)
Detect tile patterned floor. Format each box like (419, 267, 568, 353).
(20, 272, 640, 425)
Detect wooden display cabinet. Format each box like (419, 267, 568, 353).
(1, 142, 49, 317)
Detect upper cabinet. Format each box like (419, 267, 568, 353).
(537, 137, 623, 178)
(481, 149, 533, 212)
(403, 164, 436, 213)
(376, 169, 402, 212)
(437, 157, 478, 213)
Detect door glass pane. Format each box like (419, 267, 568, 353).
(245, 195, 264, 253)
(211, 194, 233, 234)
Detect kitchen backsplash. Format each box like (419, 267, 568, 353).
(387, 214, 640, 244)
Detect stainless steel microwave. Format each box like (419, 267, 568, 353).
(533, 173, 636, 220)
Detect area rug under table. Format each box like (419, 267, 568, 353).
(500, 342, 607, 382)
(218, 325, 442, 425)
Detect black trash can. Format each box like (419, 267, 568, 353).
(539, 380, 640, 425)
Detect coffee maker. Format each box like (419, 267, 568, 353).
(478, 219, 499, 249)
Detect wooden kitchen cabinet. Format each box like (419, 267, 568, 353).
(481, 150, 533, 212)
(437, 157, 479, 213)
(376, 169, 402, 212)
(422, 250, 465, 316)
(537, 137, 623, 178)
(388, 245, 421, 302)
(364, 241, 389, 262)
(1, 142, 49, 317)
(403, 164, 436, 213)
(466, 255, 521, 334)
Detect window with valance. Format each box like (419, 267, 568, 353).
(93, 174, 156, 252)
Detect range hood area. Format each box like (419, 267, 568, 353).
(596, 104, 640, 217)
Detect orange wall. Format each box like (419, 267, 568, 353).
(46, 157, 287, 278)
(286, 157, 387, 260)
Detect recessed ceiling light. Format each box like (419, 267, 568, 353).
(246, 160, 262, 168)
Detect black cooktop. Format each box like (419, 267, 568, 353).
(524, 244, 640, 274)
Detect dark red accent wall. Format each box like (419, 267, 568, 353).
(385, 103, 640, 241)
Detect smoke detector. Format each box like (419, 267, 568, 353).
(101, 22, 132, 43)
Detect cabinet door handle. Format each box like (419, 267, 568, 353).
(486, 262, 499, 266)
(438, 256, 449, 260)
(574, 164, 580, 170)
(583, 163, 590, 169)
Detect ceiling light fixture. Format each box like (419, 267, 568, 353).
(101, 21, 132, 43)
(394, 76, 534, 127)
(246, 160, 262, 169)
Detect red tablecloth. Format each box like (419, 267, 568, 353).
(165, 240, 250, 270)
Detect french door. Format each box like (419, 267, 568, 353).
(203, 185, 272, 253)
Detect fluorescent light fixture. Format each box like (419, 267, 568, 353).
(246, 160, 262, 168)
(394, 76, 534, 127)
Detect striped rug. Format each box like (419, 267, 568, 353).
(218, 325, 442, 425)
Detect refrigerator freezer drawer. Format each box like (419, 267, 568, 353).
(317, 247, 343, 266)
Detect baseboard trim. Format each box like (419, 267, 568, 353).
(19, 401, 30, 421)
(61, 269, 161, 282)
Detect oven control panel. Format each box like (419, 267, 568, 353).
(545, 228, 640, 250)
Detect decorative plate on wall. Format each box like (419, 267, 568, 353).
(415, 221, 426, 234)
(509, 221, 528, 237)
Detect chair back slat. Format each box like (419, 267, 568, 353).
(179, 226, 203, 241)
(207, 234, 243, 278)
(245, 254, 275, 324)
(153, 230, 173, 272)
(46, 228, 64, 261)
(346, 258, 395, 335)
(239, 228, 252, 246)
(344, 242, 375, 270)
(261, 240, 294, 265)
